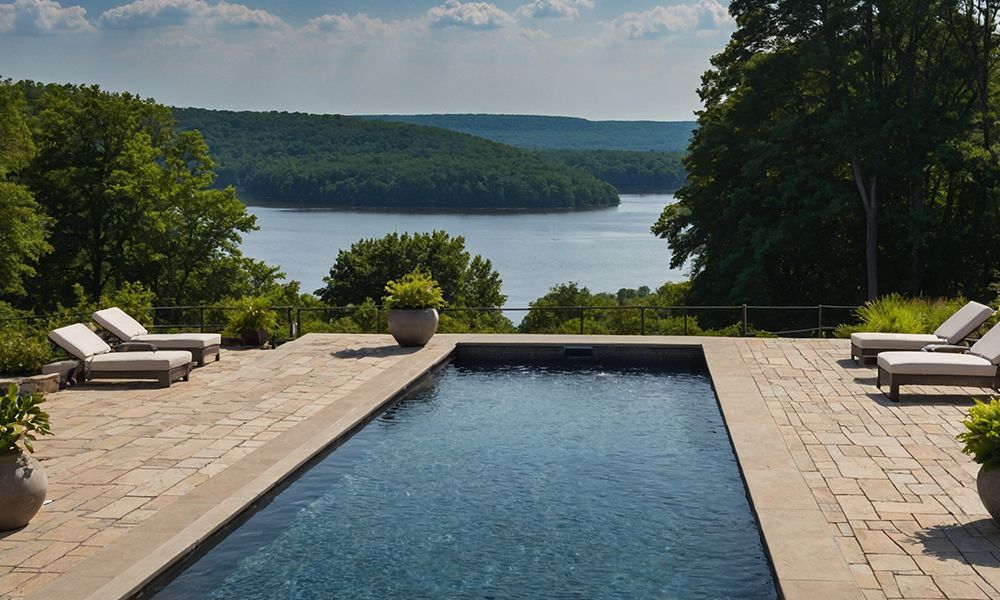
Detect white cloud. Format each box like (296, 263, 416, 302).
(514, 0, 594, 20)
(427, 0, 513, 30)
(101, 0, 285, 31)
(302, 13, 393, 40)
(0, 0, 93, 35)
(610, 0, 732, 40)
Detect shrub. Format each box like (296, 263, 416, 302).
(223, 296, 279, 337)
(383, 268, 445, 310)
(958, 398, 1000, 471)
(0, 384, 52, 455)
(834, 294, 969, 338)
(0, 331, 52, 375)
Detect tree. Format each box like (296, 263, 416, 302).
(13, 81, 276, 308)
(317, 231, 506, 308)
(0, 84, 50, 297)
(654, 1, 1000, 306)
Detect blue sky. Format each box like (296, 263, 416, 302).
(0, 0, 735, 120)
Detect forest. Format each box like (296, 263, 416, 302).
(172, 108, 621, 210)
(656, 0, 1000, 307)
(540, 149, 685, 193)
(360, 114, 695, 152)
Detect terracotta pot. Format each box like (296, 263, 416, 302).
(387, 309, 439, 347)
(978, 467, 1000, 524)
(0, 453, 47, 531)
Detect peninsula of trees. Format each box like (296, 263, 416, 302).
(173, 109, 620, 210)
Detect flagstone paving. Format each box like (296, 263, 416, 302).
(1, 335, 998, 599)
(738, 338, 1000, 600)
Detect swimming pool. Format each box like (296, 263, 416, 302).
(152, 358, 776, 599)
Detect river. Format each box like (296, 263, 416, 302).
(241, 193, 684, 309)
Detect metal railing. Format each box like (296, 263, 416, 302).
(0, 303, 860, 340)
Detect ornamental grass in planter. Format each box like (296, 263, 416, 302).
(958, 398, 1000, 524)
(224, 297, 279, 348)
(383, 268, 445, 347)
(0, 384, 53, 530)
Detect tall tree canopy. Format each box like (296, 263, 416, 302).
(654, 0, 1000, 306)
(317, 231, 505, 308)
(0, 84, 50, 297)
(8, 81, 279, 309)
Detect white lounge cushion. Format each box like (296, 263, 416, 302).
(92, 307, 148, 340)
(933, 301, 995, 344)
(851, 332, 941, 350)
(49, 324, 111, 360)
(970, 322, 1000, 364)
(877, 352, 997, 377)
(87, 350, 191, 372)
(132, 333, 221, 350)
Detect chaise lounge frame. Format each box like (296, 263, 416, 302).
(92, 307, 221, 367)
(877, 365, 1000, 402)
(49, 336, 191, 388)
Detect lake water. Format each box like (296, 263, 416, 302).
(242, 193, 684, 308)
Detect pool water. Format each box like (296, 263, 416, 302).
(153, 362, 777, 599)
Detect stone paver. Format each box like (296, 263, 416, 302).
(738, 338, 1000, 600)
(0, 335, 418, 598)
(3, 334, 996, 600)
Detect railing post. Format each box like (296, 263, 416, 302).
(376, 307, 382, 334)
(684, 308, 689, 336)
(199, 306, 205, 333)
(287, 307, 293, 339)
(817, 305, 823, 338)
(296, 308, 302, 338)
(579, 306, 585, 335)
(742, 304, 748, 337)
(640, 306, 645, 336)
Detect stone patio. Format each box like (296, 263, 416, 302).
(0, 334, 997, 599)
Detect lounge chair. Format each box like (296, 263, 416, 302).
(48, 323, 192, 388)
(851, 301, 994, 365)
(876, 322, 1000, 401)
(92, 307, 221, 367)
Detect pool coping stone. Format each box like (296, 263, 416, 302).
(26, 334, 860, 600)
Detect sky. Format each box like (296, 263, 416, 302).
(0, 0, 736, 120)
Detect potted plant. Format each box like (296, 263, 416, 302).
(958, 398, 1000, 523)
(0, 384, 52, 530)
(224, 297, 279, 348)
(383, 268, 446, 347)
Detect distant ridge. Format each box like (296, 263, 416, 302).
(359, 114, 696, 152)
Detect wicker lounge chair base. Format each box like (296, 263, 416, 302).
(877, 366, 1000, 402)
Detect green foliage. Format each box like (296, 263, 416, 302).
(959, 398, 1000, 471)
(0, 331, 52, 376)
(361, 114, 695, 152)
(0, 82, 51, 297)
(6, 80, 281, 311)
(223, 296, 279, 337)
(173, 109, 620, 210)
(656, 3, 1000, 306)
(0, 384, 52, 455)
(540, 150, 686, 192)
(318, 231, 505, 310)
(383, 269, 445, 310)
(834, 295, 969, 338)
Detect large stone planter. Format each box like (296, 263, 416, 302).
(388, 309, 439, 347)
(978, 467, 1000, 524)
(0, 453, 47, 531)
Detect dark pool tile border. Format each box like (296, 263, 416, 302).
(28, 334, 861, 600)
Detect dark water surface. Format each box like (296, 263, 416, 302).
(241, 194, 683, 307)
(154, 362, 776, 600)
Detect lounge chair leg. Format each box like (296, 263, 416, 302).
(889, 384, 899, 402)
(159, 373, 171, 388)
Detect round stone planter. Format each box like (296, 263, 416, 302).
(978, 467, 1000, 524)
(0, 453, 47, 531)
(241, 328, 269, 348)
(387, 309, 439, 347)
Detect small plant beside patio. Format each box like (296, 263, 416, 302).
(224, 297, 279, 348)
(383, 268, 445, 347)
(0, 330, 52, 375)
(835, 294, 969, 337)
(0, 384, 53, 530)
(958, 398, 1000, 524)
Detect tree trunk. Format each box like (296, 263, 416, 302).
(852, 159, 879, 300)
